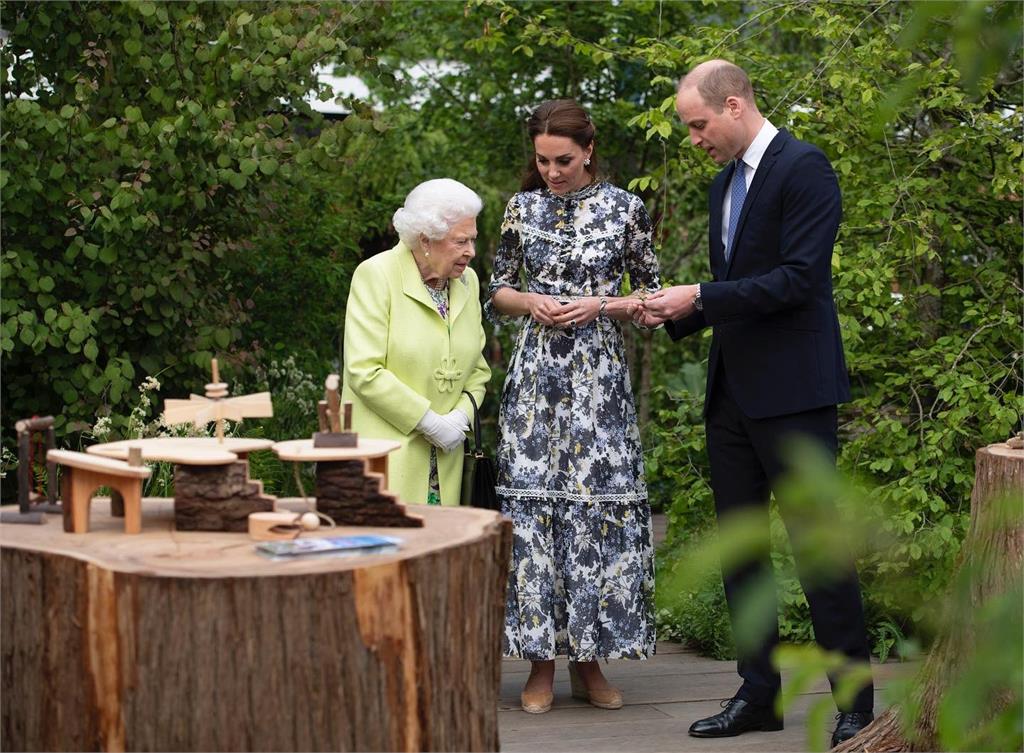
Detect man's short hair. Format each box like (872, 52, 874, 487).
(682, 61, 755, 113)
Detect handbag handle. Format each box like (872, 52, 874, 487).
(461, 391, 484, 454)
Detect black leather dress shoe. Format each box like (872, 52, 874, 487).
(831, 711, 874, 747)
(688, 697, 784, 737)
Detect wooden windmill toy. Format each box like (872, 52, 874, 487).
(162, 358, 273, 441)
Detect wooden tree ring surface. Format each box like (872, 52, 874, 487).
(1, 498, 511, 752)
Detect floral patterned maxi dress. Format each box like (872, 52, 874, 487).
(486, 181, 661, 661)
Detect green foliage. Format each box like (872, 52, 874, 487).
(2, 0, 1019, 675)
(0, 1, 386, 444)
(359, 0, 1021, 658)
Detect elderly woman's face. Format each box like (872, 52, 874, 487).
(422, 216, 478, 279)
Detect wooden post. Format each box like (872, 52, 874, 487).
(835, 443, 1023, 752)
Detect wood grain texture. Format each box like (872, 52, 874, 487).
(1, 499, 511, 751)
(87, 437, 274, 466)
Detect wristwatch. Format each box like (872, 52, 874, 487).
(693, 285, 703, 312)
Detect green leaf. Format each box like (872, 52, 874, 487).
(49, 163, 66, 180)
(125, 105, 143, 123)
(239, 158, 258, 176)
(83, 339, 99, 361)
(213, 328, 231, 348)
(258, 157, 278, 175)
(38, 276, 55, 292)
(60, 104, 76, 119)
(124, 38, 143, 56)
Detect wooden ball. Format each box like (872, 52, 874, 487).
(300, 512, 320, 531)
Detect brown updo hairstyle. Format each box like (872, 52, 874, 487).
(521, 99, 598, 192)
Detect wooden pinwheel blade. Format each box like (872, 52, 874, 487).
(163, 398, 213, 426)
(221, 392, 274, 419)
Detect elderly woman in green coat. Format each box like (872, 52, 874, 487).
(342, 179, 491, 506)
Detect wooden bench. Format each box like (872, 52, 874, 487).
(47, 450, 152, 534)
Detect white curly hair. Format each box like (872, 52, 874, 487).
(392, 178, 483, 249)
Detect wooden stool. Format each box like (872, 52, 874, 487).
(47, 450, 151, 534)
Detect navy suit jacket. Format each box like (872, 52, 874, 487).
(666, 129, 850, 419)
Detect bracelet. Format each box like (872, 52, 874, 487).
(599, 296, 608, 318)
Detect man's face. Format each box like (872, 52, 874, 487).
(675, 86, 743, 165)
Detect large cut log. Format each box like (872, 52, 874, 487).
(835, 442, 1023, 751)
(0, 498, 511, 752)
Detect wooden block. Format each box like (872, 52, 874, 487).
(314, 460, 423, 528)
(54, 464, 145, 535)
(313, 431, 358, 448)
(173, 461, 275, 532)
(248, 512, 301, 541)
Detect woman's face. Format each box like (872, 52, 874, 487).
(533, 134, 593, 195)
(422, 216, 478, 280)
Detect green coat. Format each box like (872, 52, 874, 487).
(341, 242, 491, 506)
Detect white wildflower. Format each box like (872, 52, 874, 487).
(92, 415, 113, 439)
(139, 376, 161, 393)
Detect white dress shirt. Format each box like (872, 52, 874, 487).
(721, 118, 779, 251)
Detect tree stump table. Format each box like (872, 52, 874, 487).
(0, 497, 511, 752)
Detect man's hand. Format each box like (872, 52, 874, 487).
(632, 309, 665, 328)
(642, 284, 700, 321)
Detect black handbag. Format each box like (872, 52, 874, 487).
(460, 391, 500, 511)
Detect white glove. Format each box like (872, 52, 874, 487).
(416, 408, 467, 453)
(443, 408, 470, 435)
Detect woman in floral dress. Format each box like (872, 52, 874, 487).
(486, 100, 661, 714)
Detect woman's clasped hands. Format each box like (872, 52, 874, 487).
(525, 292, 648, 328)
(416, 408, 470, 453)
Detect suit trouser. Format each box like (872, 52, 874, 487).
(705, 372, 874, 713)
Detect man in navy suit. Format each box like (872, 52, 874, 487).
(639, 60, 874, 747)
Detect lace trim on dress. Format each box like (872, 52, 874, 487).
(519, 224, 624, 247)
(496, 486, 648, 504)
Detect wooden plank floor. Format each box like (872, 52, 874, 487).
(499, 643, 913, 752)
(499, 514, 913, 752)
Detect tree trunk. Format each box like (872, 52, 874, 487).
(835, 443, 1023, 752)
(1, 498, 511, 752)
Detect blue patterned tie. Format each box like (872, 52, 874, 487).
(725, 160, 747, 262)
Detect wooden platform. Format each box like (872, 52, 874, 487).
(499, 644, 914, 752)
